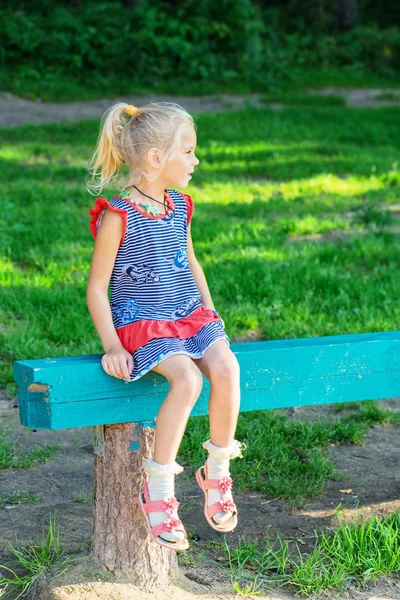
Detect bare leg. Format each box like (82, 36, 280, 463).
(151, 354, 203, 463)
(192, 339, 241, 446)
(192, 340, 242, 525)
(141, 355, 203, 543)
(208, 368, 240, 447)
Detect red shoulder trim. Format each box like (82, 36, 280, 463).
(181, 193, 194, 226)
(89, 197, 128, 246)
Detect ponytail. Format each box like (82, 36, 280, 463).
(86, 102, 130, 195)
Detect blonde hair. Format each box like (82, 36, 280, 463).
(85, 101, 196, 195)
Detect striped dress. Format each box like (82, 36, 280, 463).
(89, 188, 230, 381)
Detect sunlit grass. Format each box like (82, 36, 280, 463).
(179, 400, 399, 506)
(1, 105, 400, 400)
(0, 513, 81, 600)
(1, 105, 399, 597)
(212, 510, 400, 598)
(2, 66, 399, 103)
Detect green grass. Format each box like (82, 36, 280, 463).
(1, 67, 399, 103)
(213, 510, 400, 598)
(0, 491, 40, 508)
(179, 400, 399, 507)
(2, 102, 399, 595)
(260, 93, 346, 107)
(1, 104, 400, 400)
(73, 491, 91, 503)
(0, 513, 81, 600)
(1, 104, 400, 504)
(1, 506, 397, 599)
(284, 68, 400, 92)
(0, 428, 57, 470)
(374, 92, 400, 101)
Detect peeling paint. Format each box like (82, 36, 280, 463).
(137, 420, 156, 429)
(27, 383, 51, 407)
(93, 425, 105, 456)
(28, 383, 50, 393)
(130, 441, 140, 452)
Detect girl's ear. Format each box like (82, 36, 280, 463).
(147, 147, 162, 168)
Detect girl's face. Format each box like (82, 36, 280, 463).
(163, 124, 200, 188)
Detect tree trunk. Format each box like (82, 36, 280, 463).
(336, 0, 357, 30)
(92, 422, 177, 587)
(121, 0, 140, 7)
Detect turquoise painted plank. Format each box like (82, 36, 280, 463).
(14, 332, 400, 405)
(15, 369, 399, 430)
(14, 331, 400, 430)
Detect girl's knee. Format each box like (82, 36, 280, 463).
(170, 365, 203, 399)
(210, 353, 240, 384)
(155, 355, 203, 398)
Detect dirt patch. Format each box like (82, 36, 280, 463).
(1, 87, 399, 129)
(0, 392, 399, 600)
(34, 556, 296, 600)
(309, 87, 400, 108)
(0, 91, 266, 128)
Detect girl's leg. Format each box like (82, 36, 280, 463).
(192, 340, 242, 524)
(151, 354, 203, 463)
(142, 354, 203, 543)
(192, 339, 241, 447)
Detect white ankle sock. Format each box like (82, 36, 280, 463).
(143, 458, 184, 543)
(204, 442, 235, 525)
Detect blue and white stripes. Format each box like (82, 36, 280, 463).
(95, 188, 230, 381)
(105, 190, 203, 328)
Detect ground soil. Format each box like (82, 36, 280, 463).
(1, 88, 400, 599)
(0, 87, 400, 128)
(308, 87, 400, 108)
(0, 92, 266, 128)
(0, 391, 399, 600)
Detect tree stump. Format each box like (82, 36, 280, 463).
(92, 422, 177, 587)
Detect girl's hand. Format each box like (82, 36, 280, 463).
(101, 344, 134, 381)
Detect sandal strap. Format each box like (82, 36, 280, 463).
(203, 465, 233, 492)
(142, 497, 180, 515)
(151, 517, 186, 538)
(202, 479, 221, 490)
(143, 499, 168, 514)
(142, 480, 180, 515)
(207, 499, 237, 518)
(202, 478, 233, 492)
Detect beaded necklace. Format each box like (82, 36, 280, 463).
(119, 185, 170, 216)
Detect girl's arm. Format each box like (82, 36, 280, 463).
(186, 224, 215, 311)
(86, 208, 134, 380)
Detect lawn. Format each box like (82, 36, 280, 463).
(1, 104, 399, 395)
(1, 103, 399, 597)
(2, 67, 400, 103)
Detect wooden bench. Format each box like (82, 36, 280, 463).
(13, 330, 400, 589)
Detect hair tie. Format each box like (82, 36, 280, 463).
(125, 104, 138, 117)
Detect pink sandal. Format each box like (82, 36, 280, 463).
(137, 479, 189, 551)
(196, 461, 238, 533)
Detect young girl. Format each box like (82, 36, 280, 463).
(86, 101, 246, 551)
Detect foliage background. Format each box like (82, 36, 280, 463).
(1, 0, 399, 101)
